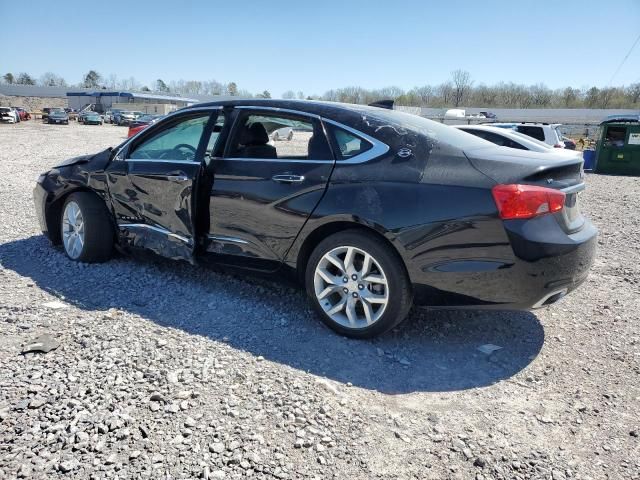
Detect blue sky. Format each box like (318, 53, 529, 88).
(1, 0, 639, 96)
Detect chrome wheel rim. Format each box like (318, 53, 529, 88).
(314, 246, 389, 329)
(62, 201, 85, 259)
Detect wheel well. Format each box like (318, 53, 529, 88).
(295, 221, 406, 283)
(46, 188, 96, 245)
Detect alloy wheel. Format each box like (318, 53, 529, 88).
(313, 246, 389, 329)
(62, 201, 85, 259)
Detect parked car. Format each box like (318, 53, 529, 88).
(127, 114, 164, 138)
(33, 100, 596, 338)
(453, 125, 582, 159)
(42, 107, 62, 121)
(113, 111, 136, 126)
(491, 123, 566, 148)
(479, 111, 497, 119)
(0, 107, 18, 123)
(12, 107, 30, 121)
(47, 110, 69, 125)
(78, 110, 102, 124)
(82, 112, 103, 125)
(563, 137, 577, 150)
(271, 126, 293, 141)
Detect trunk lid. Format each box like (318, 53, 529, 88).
(464, 146, 586, 232)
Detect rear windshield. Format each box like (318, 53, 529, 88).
(347, 106, 490, 149)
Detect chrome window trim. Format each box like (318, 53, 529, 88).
(113, 106, 222, 162)
(235, 105, 321, 120)
(123, 159, 200, 164)
(321, 118, 390, 164)
(208, 234, 249, 245)
(221, 107, 389, 165)
(119, 223, 191, 244)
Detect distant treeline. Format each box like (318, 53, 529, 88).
(3, 69, 639, 108)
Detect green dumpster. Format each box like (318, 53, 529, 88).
(595, 114, 640, 175)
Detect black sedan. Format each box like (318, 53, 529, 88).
(33, 100, 597, 338)
(47, 110, 69, 125)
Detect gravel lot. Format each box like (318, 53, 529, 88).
(0, 120, 639, 480)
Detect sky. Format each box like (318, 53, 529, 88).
(1, 0, 639, 97)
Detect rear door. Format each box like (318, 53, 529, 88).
(107, 109, 218, 260)
(206, 107, 335, 270)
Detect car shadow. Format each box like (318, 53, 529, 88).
(0, 235, 544, 394)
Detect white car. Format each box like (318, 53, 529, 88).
(271, 127, 293, 141)
(453, 125, 582, 159)
(491, 122, 566, 148)
(0, 107, 18, 123)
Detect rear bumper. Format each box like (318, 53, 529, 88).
(411, 215, 597, 309)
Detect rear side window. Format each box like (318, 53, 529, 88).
(328, 126, 372, 160)
(516, 126, 545, 142)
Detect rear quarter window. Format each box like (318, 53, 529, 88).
(516, 126, 545, 142)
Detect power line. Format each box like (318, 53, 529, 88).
(607, 31, 640, 86)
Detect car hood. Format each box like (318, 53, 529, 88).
(54, 148, 113, 169)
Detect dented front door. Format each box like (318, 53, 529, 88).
(107, 111, 215, 260)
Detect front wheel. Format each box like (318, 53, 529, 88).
(61, 192, 114, 262)
(305, 230, 413, 338)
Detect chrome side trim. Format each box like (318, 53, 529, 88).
(208, 234, 249, 245)
(120, 223, 191, 244)
(235, 105, 322, 120)
(321, 118, 390, 164)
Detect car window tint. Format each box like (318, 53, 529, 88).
(228, 113, 331, 160)
(516, 126, 545, 141)
(129, 115, 209, 161)
(326, 126, 372, 160)
(203, 114, 226, 163)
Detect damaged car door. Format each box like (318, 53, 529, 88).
(107, 110, 217, 260)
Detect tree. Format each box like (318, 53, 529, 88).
(256, 90, 271, 99)
(598, 87, 615, 108)
(451, 69, 472, 107)
(16, 72, 35, 85)
(83, 70, 102, 88)
(141, 86, 150, 92)
(562, 87, 578, 107)
(227, 82, 238, 96)
(39, 72, 67, 87)
(3, 73, 14, 84)
(585, 87, 600, 108)
(156, 79, 169, 92)
(627, 83, 640, 104)
(297, 91, 305, 100)
(282, 90, 296, 99)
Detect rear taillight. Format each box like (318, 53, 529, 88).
(492, 184, 566, 220)
(553, 143, 563, 148)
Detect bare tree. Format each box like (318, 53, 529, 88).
(3, 73, 14, 84)
(450, 69, 472, 107)
(39, 72, 67, 87)
(282, 90, 296, 99)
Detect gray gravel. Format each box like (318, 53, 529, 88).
(1, 120, 639, 479)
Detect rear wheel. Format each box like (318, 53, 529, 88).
(61, 192, 114, 263)
(305, 230, 413, 338)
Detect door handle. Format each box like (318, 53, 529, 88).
(272, 174, 305, 184)
(167, 173, 189, 183)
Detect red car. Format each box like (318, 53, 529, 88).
(12, 107, 31, 121)
(127, 114, 164, 138)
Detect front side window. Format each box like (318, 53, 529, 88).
(129, 114, 209, 161)
(329, 126, 372, 160)
(227, 112, 332, 160)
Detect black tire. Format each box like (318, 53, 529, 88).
(305, 229, 413, 339)
(60, 192, 114, 263)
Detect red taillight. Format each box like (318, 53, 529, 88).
(553, 143, 563, 148)
(491, 184, 565, 220)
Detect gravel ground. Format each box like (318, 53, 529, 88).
(0, 120, 639, 480)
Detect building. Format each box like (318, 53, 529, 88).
(66, 91, 199, 114)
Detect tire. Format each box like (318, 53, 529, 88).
(305, 229, 413, 338)
(60, 192, 114, 263)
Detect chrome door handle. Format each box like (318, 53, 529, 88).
(167, 173, 189, 182)
(272, 174, 305, 184)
